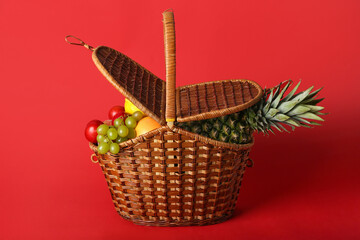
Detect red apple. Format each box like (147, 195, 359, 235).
(108, 106, 125, 120)
(85, 120, 103, 143)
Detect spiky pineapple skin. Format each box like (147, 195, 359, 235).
(175, 111, 253, 144)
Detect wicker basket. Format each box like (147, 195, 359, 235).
(70, 10, 264, 226)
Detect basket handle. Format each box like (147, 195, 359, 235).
(163, 10, 176, 124)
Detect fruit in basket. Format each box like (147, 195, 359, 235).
(91, 103, 155, 154)
(125, 116, 137, 128)
(115, 136, 128, 143)
(100, 136, 111, 144)
(135, 117, 161, 137)
(127, 128, 136, 139)
(113, 117, 124, 128)
(97, 124, 109, 135)
(109, 143, 120, 154)
(111, 112, 127, 125)
(118, 125, 129, 138)
(96, 134, 106, 143)
(107, 128, 118, 140)
(85, 120, 103, 143)
(176, 81, 325, 144)
(124, 98, 143, 115)
(108, 105, 125, 120)
(132, 111, 144, 121)
(98, 142, 110, 154)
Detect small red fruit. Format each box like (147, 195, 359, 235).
(112, 112, 127, 125)
(108, 106, 125, 120)
(85, 120, 103, 143)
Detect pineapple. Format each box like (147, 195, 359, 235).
(175, 80, 325, 144)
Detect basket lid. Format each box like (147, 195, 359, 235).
(175, 79, 263, 122)
(92, 46, 263, 124)
(92, 46, 167, 125)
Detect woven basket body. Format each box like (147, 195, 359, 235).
(90, 127, 252, 226)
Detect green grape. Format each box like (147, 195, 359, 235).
(113, 118, 124, 128)
(102, 136, 111, 143)
(109, 143, 120, 154)
(127, 128, 136, 139)
(107, 128, 118, 140)
(98, 142, 110, 154)
(115, 136, 128, 143)
(96, 134, 106, 143)
(132, 111, 144, 121)
(97, 135, 111, 143)
(125, 116, 137, 128)
(118, 125, 129, 137)
(97, 124, 109, 135)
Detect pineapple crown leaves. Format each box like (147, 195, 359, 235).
(249, 80, 326, 134)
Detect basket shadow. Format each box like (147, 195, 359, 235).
(231, 133, 328, 217)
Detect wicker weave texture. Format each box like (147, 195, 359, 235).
(90, 128, 251, 226)
(93, 46, 166, 125)
(176, 80, 263, 122)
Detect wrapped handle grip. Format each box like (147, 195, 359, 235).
(163, 10, 176, 123)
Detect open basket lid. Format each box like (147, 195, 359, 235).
(175, 79, 263, 122)
(92, 47, 263, 125)
(92, 45, 263, 124)
(92, 46, 167, 125)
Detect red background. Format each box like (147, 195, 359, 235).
(1, 0, 359, 239)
